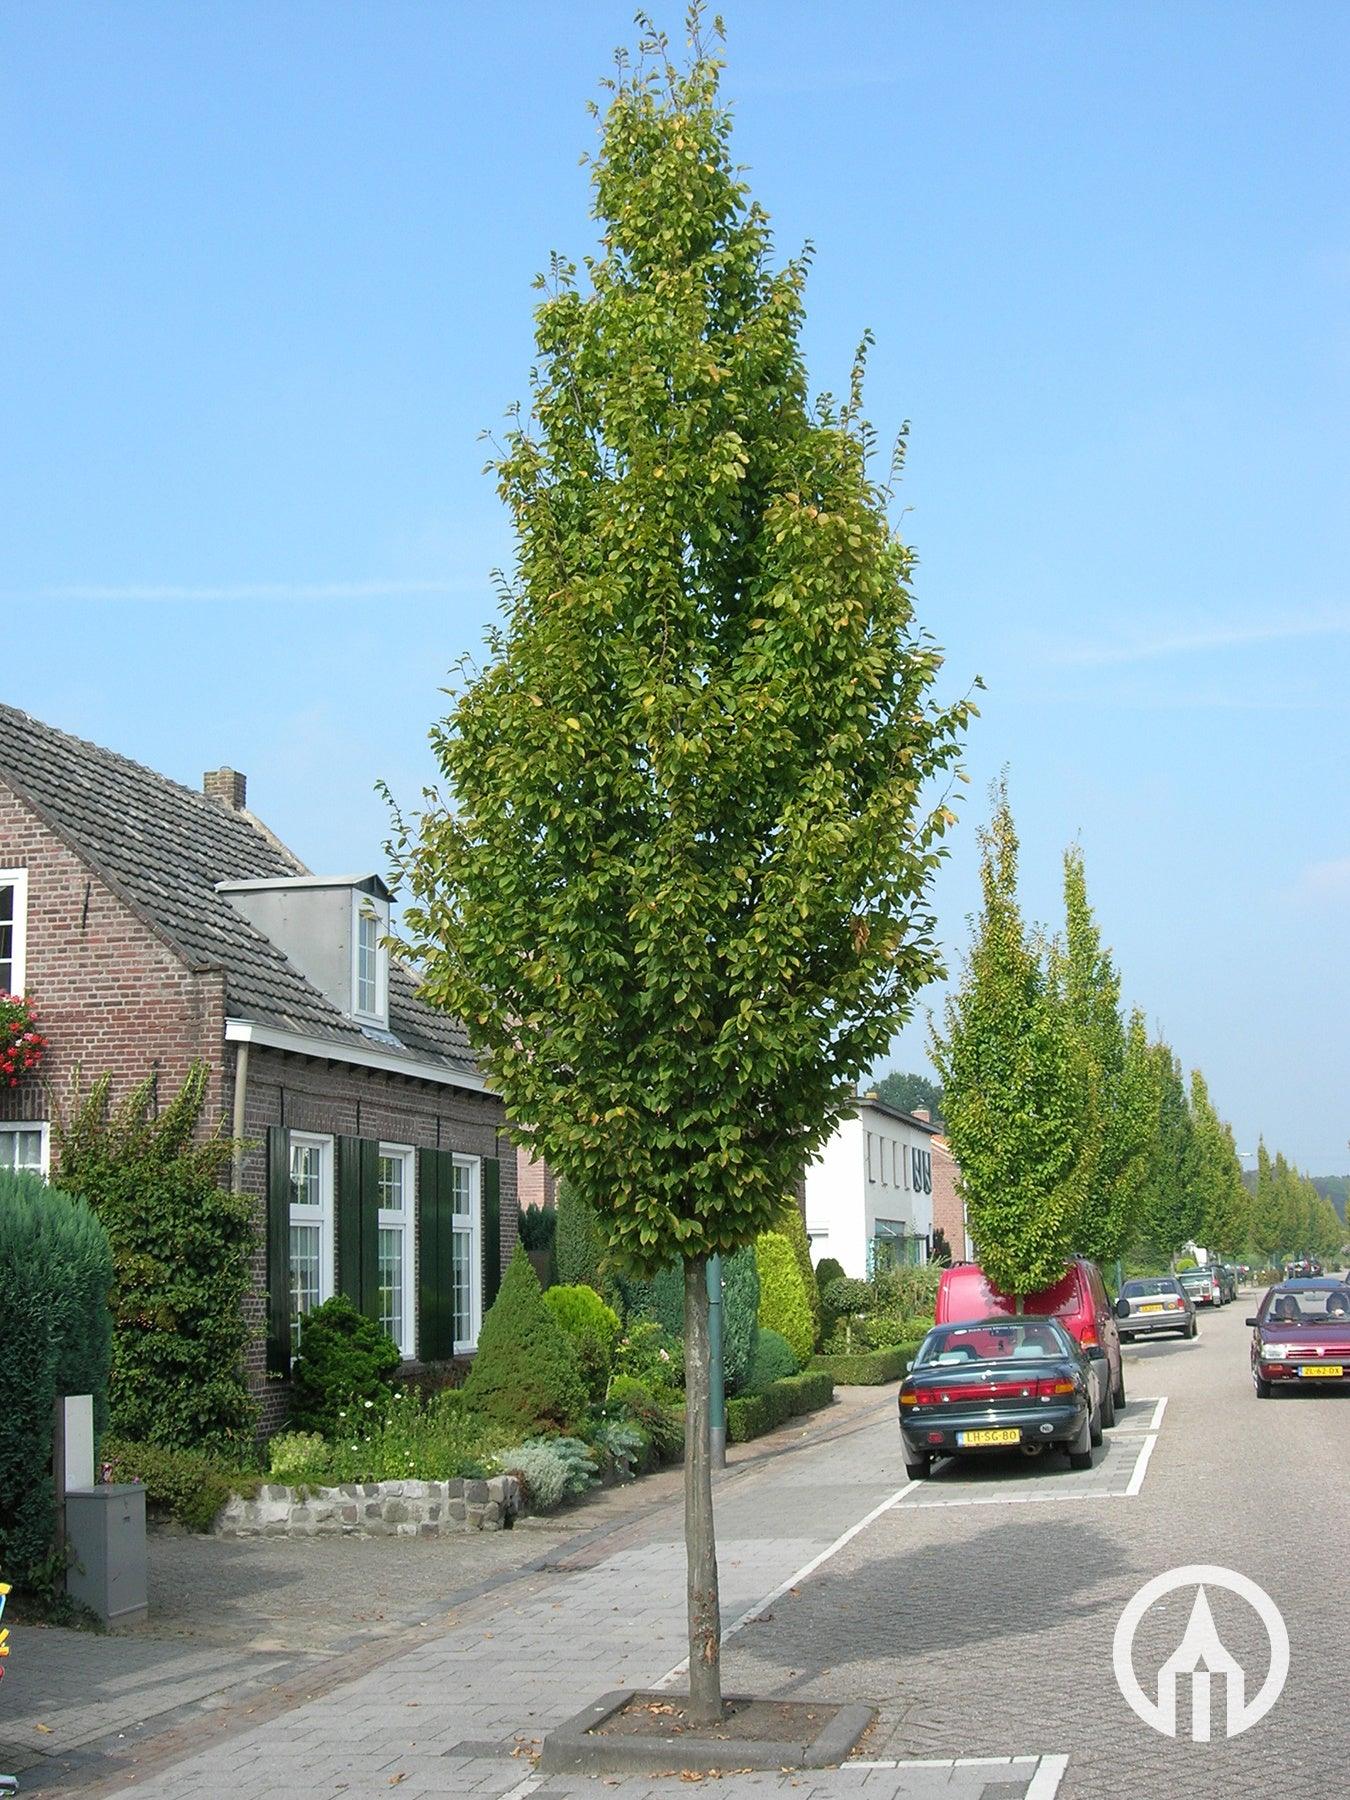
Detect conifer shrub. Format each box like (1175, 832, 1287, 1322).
(462, 1246, 588, 1433)
(554, 1178, 608, 1292)
(748, 1327, 800, 1391)
(543, 1283, 622, 1402)
(774, 1203, 822, 1348)
(0, 1170, 113, 1588)
(814, 1256, 847, 1295)
(288, 1295, 401, 1436)
(756, 1230, 815, 1365)
(626, 1245, 759, 1393)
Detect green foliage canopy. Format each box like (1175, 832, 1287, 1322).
(389, 34, 972, 1278)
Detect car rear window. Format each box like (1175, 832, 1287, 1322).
(1122, 1279, 1181, 1297)
(915, 1322, 1072, 1365)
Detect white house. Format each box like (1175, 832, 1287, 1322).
(804, 1095, 941, 1277)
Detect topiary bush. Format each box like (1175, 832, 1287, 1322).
(748, 1327, 800, 1391)
(462, 1246, 589, 1433)
(774, 1204, 822, 1348)
(726, 1369, 834, 1443)
(287, 1295, 401, 1437)
(0, 1170, 113, 1590)
(756, 1230, 815, 1365)
(810, 1347, 911, 1384)
(814, 1256, 847, 1294)
(543, 1283, 622, 1402)
(52, 1064, 257, 1456)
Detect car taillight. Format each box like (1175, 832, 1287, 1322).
(1036, 1378, 1076, 1398)
(1165, 1298, 1181, 1309)
(1079, 1325, 1099, 1348)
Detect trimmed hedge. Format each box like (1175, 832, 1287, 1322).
(811, 1344, 921, 1385)
(756, 1230, 815, 1365)
(726, 1369, 834, 1444)
(102, 1436, 258, 1533)
(289, 1295, 401, 1437)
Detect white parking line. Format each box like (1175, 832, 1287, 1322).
(855, 1752, 1068, 1793)
(1026, 1752, 1071, 1796)
(655, 1475, 918, 1687)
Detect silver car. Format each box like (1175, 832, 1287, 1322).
(1115, 1276, 1197, 1340)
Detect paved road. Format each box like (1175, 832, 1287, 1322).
(721, 1292, 1349, 1795)
(7, 1296, 1344, 1799)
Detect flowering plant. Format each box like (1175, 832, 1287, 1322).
(0, 993, 45, 1087)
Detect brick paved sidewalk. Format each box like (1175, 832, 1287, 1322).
(10, 1389, 1065, 1800)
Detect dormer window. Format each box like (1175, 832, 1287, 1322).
(352, 892, 389, 1026)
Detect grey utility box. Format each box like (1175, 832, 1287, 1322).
(65, 1484, 147, 1626)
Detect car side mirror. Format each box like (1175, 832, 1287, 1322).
(1244, 1317, 1258, 1327)
(1114, 1298, 1129, 1319)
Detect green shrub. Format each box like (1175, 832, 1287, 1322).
(774, 1204, 822, 1348)
(265, 1431, 327, 1480)
(726, 1370, 834, 1444)
(462, 1246, 589, 1433)
(101, 1436, 257, 1533)
(588, 1417, 645, 1482)
(820, 1275, 871, 1317)
(756, 1230, 815, 1365)
(869, 1264, 941, 1320)
(499, 1436, 598, 1511)
(606, 1376, 684, 1460)
(518, 1205, 557, 1252)
(555, 1179, 615, 1299)
(858, 1312, 934, 1351)
(612, 1320, 684, 1391)
(748, 1327, 800, 1391)
(0, 1171, 114, 1590)
(52, 1065, 257, 1456)
(543, 1283, 622, 1402)
(288, 1295, 401, 1437)
(810, 1347, 911, 1384)
(627, 1246, 759, 1394)
(814, 1256, 847, 1294)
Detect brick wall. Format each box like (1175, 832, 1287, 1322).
(515, 1143, 555, 1211)
(930, 1137, 968, 1261)
(0, 776, 228, 1134)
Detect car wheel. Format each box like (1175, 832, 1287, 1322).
(1089, 1398, 1104, 1447)
(1113, 1365, 1126, 1408)
(904, 1455, 931, 1481)
(1067, 1413, 1093, 1471)
(1186, 1318, 1198, 1339)
(1253, 1370, 1271, 1399)
(1101, 1382, 1117, 1429)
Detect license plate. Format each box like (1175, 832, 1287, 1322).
(957, 1428, 1022, 1446)
(1299, 1364, 1343, 1377)
(1139, 1304, 1164, 1314)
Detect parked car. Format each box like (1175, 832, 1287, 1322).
(898, 1317, 1096, 1480)
(1284, 1258, 1324, 1279)
(1177, 1266, 1220, 1308)
(935, 1256, 1125, 1425)
(1115, 1276, 1196, 1340)
(1214, 1264, 1239, 1303)
(1247, 1280, 1350, 1398)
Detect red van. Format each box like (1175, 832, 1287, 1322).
(935, 1257, 1125, 1427)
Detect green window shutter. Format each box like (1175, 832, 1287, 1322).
(266, 1125, 292, 1375)
(482, 1156, 502, 1314)
(338, 1137, 382, 1319)
(418, 1147, 449, 1361)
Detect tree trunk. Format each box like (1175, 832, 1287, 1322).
(683, 1253, 723, 1725)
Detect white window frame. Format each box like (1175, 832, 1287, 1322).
(288, 1131, 335, 1347)
(0, 868, 29, 997)
(0, 1119, 48, 1177)
(376, 1142, 416, 1358)
(351, 892, 389, 1027)
(864, 1131, 874, 1183)
(452, 1154, 482, 1354)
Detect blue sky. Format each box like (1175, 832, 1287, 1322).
(4, 3, 1347, 1170)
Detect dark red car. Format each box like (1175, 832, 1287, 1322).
(1248, 1279, 1350, 1397)
(936, 1255, 1125, 1426)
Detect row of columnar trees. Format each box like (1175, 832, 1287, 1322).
(931, 784, 1338, 1293)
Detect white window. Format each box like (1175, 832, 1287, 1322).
(879, 1134, 889, 1186)
(452, 1155, 481, 1353)
(0, 869, 28, 996)
(288, 1133, 334, 1348)
(0, 1121, 47, 1176)
(865, 1131, 874, 1182)
(351, 893, 389, 1025)
(376, 1143, 415, 1357)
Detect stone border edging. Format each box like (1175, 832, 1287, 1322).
(215, 1474, 522, 1538)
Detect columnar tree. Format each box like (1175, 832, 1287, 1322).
(392, 15, 970, 1720)
(931, 783, 1088, 1302)
(1050, 848, 1153, 1265)
(1187, 1070, 1248, 1257)
(1134, 1038, 1200, 1267)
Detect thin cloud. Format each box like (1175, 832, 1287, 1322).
(1294, 856, 1350, 902)
(1052, 611, 1350, 668)
(39, 578, 482, 603)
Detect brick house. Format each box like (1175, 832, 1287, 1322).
(0, 703, 516, 1429)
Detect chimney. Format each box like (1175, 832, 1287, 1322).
(204, 767, 247, 811)
(913, 1107, 931, 1122)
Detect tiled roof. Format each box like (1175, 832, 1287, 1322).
(0, 702, 477, 1078)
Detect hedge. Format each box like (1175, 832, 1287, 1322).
(810, 1344, 922, 1385)
(102, 1437, 258, 1533)
(0, 1170, 113, 1589)
(726, 1369, 834, 1444)
(756, 1230, 815, 1365)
